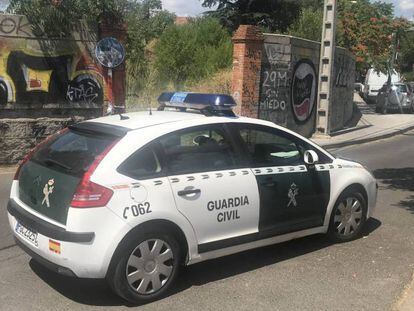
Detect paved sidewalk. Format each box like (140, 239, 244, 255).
(312, 99, 414, 149)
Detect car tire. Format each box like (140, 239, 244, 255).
(327, 189, 367, 243)
(107, 230, 182, 305)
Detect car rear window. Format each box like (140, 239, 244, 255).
(31, 129, 117, 176)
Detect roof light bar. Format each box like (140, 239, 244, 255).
(157, 92, 237, 116)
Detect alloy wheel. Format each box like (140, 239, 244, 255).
(126, 239, 174, 295)
(333, 196, 363, 237)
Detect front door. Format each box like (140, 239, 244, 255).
(232, 123, 330, 235)
(158, 124, 260, 248)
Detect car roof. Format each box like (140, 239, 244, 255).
(85, 110, 209, 130)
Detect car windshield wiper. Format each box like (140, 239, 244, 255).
(44, 158, 72, 171)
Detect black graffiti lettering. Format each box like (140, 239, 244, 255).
(16, 16, 32, 37)
(67, 77, 102, 105)
(0, 17, 16, 34)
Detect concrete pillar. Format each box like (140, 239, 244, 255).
(231, 25, 263, 117)
(316, 0, 338, 135)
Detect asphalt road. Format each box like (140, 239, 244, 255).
(1, 131, 414, 311)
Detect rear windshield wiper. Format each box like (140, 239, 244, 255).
(44, 158, 72, 171)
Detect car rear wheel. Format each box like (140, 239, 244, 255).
(328, 189, 367, 242)
(107, 231, 181, 304)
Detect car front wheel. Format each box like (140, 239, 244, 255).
(328, 189, 367, 242)
(107, 231, 181, 304)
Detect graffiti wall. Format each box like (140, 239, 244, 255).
(258, 34, 355, 137)
(0, 14, 110, 113)
(0, 14, 126, 164)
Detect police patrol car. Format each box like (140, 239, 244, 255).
(7, 92, 377, 304)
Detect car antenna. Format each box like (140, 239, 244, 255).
(119, 113, 129, 120)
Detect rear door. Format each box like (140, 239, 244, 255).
(159, 124, 260, 250)
(230, 123, 331, 235)
(17, 127, 118, 225)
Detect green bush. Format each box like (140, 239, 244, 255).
(154, 17, 233, 88)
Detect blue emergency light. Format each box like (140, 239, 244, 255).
(157, 92, 237, 116)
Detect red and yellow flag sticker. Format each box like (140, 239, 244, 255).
(49, 239, 61, 254)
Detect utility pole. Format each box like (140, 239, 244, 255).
(316, 0, 338, 136)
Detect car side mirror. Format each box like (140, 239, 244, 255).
(304, 150, 319, 165)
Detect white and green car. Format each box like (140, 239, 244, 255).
(8, 93, 377, 304)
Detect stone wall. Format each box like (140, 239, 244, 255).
(231, 25, 355, 138)
(0, 117, 83, 164)
(330, 47, 355, 132)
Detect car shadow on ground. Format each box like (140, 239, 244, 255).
(29, 218, 381, 307)
(374, 167, 414, 214)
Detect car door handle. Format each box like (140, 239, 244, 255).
(177, 189, 201, 196)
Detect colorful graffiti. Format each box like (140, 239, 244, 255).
(0, 14, 106, 107)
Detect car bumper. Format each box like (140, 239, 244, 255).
(7, 198, 129, 278)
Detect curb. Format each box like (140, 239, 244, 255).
(314, 124, 414, 149)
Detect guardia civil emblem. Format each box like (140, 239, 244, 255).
(287, 182, 299, 207)
(41, 178, 55, 208)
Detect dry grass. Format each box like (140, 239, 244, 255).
(126, 68, 233, 112)
(186, 68, 232, 94)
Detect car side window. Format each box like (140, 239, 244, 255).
(118, 144, 162, 180)
(159, 125, 237, 175)
(238, 126, 303, 167)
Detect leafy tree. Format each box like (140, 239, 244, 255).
(336, 0, 410, 73)
(287, 7, 323, 42)
(126, 0, 175, 93)
(7, 0, 131, 37)
(286, 0, 410, 74)
(201, 0, 303, 32)
(154, 17, 232, 88)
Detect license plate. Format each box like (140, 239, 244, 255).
(15, 222, 38, 248)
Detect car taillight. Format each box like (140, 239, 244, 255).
(70, 139, 119, 208)
(71, 180, 113, 208)
(13, 128, 69, 180)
